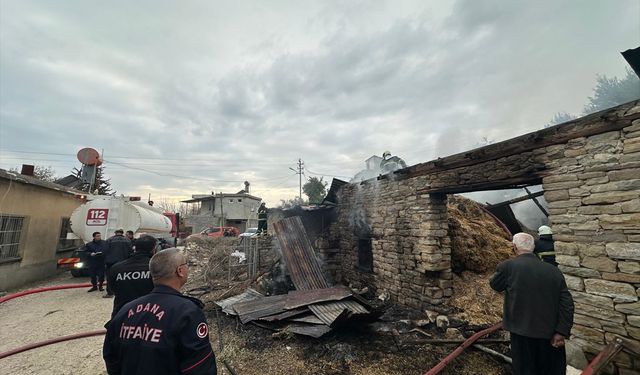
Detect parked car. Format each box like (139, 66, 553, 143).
(57, 245, 91, 277)
(239, 227, 258, 237)
(196, 226, 240, 238)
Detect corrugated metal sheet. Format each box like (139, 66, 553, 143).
(289, 314, 324, 325)
(272, 216, 329, 290)
(215, 288, 263, 315)
(284, 286, 352, 310)
(285, 323, 332, 338)
(259, 308, 308, 322)
(233, 294, 288, 324)
(309, 300, 370, 327)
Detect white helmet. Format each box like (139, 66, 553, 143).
(382, 150, 391, 158)
(538, 225, 552, 235)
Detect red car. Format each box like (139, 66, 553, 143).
(199, 226, 240, 238)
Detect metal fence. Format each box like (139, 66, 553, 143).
(228, 236, 260, 283)
(0, 215, 24, 261)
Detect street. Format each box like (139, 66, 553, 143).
(0, 272, 111, 375)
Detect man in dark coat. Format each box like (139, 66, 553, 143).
(104, 229, 133, 298)
(103, 248, 217, 375)
(107, 235, 156, 318)
(534, 225, 557, 266)
(86, 232, 107, 292)
(490, 232, 574, 375)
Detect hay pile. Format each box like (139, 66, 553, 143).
(447, 195, 513, 274)
(446, 195, 514, 325)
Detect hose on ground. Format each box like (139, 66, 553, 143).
(0, 283, 95, 304)
(0, 330, 106, 359)
(423, 322, 503, 375)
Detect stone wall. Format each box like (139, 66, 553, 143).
(318, 177, 452, 309)
(323, 102, 640, 373)
(542, 121, 640, 373)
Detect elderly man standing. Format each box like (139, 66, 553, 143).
(103, 248, 217, 375)
(490, 233, 574, 375)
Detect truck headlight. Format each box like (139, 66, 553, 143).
(74, 262, 84, 268)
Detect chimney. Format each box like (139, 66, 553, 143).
(244, 181, 250, 193)
(21, 164, 35, 176)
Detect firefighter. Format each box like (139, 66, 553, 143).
(104, 229, 133, 298)
(103, 248, 217, 375)
(107, 235, 156, 318)
(86, 232, 107, 292)
(379, 150, 407, 173)
(256, 202, 268, 235)
(534, 225, 557, 266)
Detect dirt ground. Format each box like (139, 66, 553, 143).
(0, 271, 510, 375)
(0, 271, 111, 375)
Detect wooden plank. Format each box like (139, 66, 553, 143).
(418, 175, 544, 194)
(485, 190, 544, 208)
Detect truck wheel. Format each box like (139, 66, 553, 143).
(70, 269, 84, 277)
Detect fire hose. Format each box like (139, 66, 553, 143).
(0, 330, 106, 359)
(0, 283, 96, 304)
(423, 322, 503, 375)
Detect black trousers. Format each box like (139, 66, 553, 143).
(89, 262, 105, 287)
(510, 332, 566, 375)
(105, 263, 115, 294)
(257, 220, 267, 234)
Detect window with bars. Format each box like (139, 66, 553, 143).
(57, 217, 78, 252)
(0, 215, 24, 261)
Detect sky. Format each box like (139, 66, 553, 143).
(0, 0, 638, 206)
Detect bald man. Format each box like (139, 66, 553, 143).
(103, 248, 217, 375)
(490, 233, 574, 375)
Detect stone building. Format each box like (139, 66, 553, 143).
(318, 100, 640, 372)
(182, 191, 262, 233)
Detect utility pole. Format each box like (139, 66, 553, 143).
(289, 158, 304, 201)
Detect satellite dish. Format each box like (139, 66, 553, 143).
(77, 148, 102, 166)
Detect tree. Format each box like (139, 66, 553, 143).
(10, 165, 57, 182)
(584, 69, 640, 114)
(545, 68, 640, 126)
(72, 165, 115, 195)
(303, 177, 328, 204)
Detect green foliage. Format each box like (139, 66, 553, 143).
(584, 69, 640, 114)
(303, 176, 328, 204)
(10, 165, 57, 182)
(545, 68, 640, 126)
(73, 165, 115, 195)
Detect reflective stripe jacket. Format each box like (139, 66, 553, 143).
(103, 285, 217, 375)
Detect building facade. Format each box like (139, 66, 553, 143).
(0, 169, 84, 291)
(182, 192, 262, 233)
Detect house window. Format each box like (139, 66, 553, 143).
(0, 215, 24, 261)
(57, 217, 77, 252)
(357, 238, 373, 272)
(229, 199, 234, 203)
(237, 199, 242, 202)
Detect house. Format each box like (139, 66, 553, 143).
(181, 191, 262, 233)
(0, 168, 85, 291)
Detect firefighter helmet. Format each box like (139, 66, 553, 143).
(538, 225, 552, 235)
(382, 150, 391, 159)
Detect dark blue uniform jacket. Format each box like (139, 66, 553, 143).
(103, 285, 217, 375)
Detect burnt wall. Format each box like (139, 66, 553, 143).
(322, 101, 640, 373)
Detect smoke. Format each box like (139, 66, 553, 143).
(461, 185, 549, 231)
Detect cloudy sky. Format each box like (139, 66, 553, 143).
(0, 0, 638, 206)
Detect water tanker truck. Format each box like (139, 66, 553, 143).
(60, 196, 178, 276)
